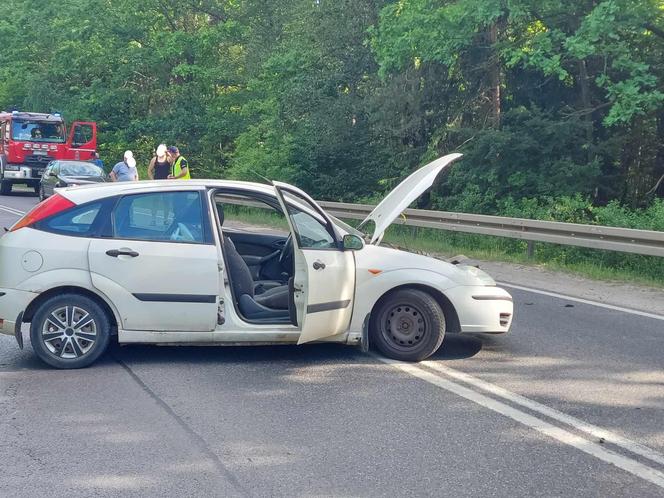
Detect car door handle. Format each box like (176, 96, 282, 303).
(312, 260, 325, 270)
(106, 249, 139, 258)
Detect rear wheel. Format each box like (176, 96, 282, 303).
(370, 289, 446, 361)
(0, 180, 12, 195)
(30, 293, 111, 369)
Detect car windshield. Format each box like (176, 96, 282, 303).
(12, 120, 65, 143)
(59, 162, 103, 177)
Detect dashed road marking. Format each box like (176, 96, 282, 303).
(0, 204, 27, 216)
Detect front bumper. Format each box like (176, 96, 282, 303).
(445, 285, 514, 334)
(0, 288, 39, 336)
(3, 165, 44, 181)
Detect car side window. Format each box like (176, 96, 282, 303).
(112, 191, 207, 244)
(280, 190, 337, 249)
(39, 202, 103, 236)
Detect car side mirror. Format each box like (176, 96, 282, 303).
(343, 234, 364, 251)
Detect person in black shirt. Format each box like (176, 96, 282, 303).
(147, 144, 172, 226)
(148, 144, 171, 180)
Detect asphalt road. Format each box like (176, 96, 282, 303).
(1, 191, 663, 497)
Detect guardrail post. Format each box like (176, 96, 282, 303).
(527, 241, 535, 259)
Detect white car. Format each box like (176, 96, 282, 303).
(0, 154, 513, 368)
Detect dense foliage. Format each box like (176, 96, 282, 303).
(1, 0, 662, 216)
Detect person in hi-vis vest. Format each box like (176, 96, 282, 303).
(166, 146, 191, 180)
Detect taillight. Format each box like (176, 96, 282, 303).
(10, 194, 76, 232)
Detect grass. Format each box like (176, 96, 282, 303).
(222, 204, 290, 232)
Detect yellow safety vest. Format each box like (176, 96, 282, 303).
(172, 156, 191, 180)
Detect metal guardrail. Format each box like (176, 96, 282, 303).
(318, 201, 664, 258)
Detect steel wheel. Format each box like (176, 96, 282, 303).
(380, 303, 428, 352)
(370, 288, 446, 361)
(41, 305, 98, 359)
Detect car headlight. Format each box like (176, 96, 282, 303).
(459, 265, 496, 286)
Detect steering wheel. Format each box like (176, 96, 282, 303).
(170, 222, 195, 242)
(278, 233, 294, 270)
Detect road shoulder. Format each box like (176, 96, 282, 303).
(471, 259, 664, 316)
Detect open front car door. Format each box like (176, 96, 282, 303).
(274, 182, 356, 344)
(66, 121, 97, 161)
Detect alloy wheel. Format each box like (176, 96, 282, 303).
(41, 306, 97, 359)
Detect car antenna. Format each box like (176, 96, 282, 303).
(248, 169, 271, 184)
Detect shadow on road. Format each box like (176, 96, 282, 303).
(107, 342, 366, 367)
(2, 332, 486, 371)
(1, 190, 37, 198)
(103, 335, 485, 367)
(430, 334, 484, 360)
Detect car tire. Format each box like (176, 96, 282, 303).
(38, 185, 45, 201)
(370, 288, 445, 362)
(0, 180, 12, 195)
(33, 184, 40, 196)
(30, 293, 111, 369)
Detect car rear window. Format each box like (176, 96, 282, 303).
(37, 202, 103, 236)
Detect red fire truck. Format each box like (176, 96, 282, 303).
(0, 111, 97, 195)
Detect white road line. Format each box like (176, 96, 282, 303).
(0, 204, 27, 216)
(499, 282, 664, 322)
(422, 360, 664, 467)
(377, 356, 664, 490)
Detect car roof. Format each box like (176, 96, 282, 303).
(52, 160, 99, 166)
(0, 111, 63, 122)
(58, 179, 279, 204)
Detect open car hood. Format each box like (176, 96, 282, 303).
(358, 153, 462, 245)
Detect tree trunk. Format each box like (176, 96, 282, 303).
(488, 21, 501, 128)
(655, 110, 664, 197)
(578, 59, 593, 163)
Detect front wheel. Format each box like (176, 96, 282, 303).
(370, 289, 446, 361)
(30, 293, 111, 369)
(0, 180, 12, 195)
